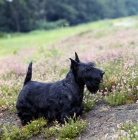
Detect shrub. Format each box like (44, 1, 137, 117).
(83, 90, 100, 112)
(36, 19, 69, 30)
(2, 118, 47, 140)
(114, 120, 138, 140)
(58, 118, 87, 139)
(43, 118, 87, 140)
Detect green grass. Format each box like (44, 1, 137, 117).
(0, 20, 109, 57)
(1, 15, 138, 57)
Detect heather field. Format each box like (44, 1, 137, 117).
(1, 16, 138, 139)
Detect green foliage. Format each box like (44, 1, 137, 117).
(42, 118, 87, 140)
(0, 0, 138, 32)
(97, 56, 138, 106)
(0, 32, 7, 38)
(2, 125, 20, 140)
(102, 88, 133, 106)
(58, 118, 87, 139)
(0, 84, 21, 110)
(0, 19, 105, 56)
(24, 45, 64, 63)
(42, 126, 57, 139)
(94, 30, 110, 39)
(116, 120, 138, 140)
(99, 59, 124, 91)
(2, 118, 47, 140)
(45, 0, 78, 25)
(2, 117, 86, 140)
(83, 91, 99, 112)
(36, 19, 69, 30)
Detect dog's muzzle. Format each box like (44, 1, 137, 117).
(100, 71, 105, 83)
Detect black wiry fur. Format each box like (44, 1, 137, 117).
(16, 53, 104, 125)
(23, 62, 32, 86)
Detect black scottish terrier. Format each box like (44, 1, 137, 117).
(16, 53, 104, 125)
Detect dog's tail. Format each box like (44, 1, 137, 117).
(24, 62, 32, 86)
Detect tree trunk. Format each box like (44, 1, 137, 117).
(12, 2, 20, 32)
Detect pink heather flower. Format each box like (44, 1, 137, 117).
(112, 89, 116, 92)
(136, 86, 138, 90)
(104, 92, 108, 95)
(128, 88, 131, 93)
(98, 92, 103, 95)
(117, 83, 121, 86)
(124, 64, 127, 69)
(112, 86, 115, 89)
(128, 60, 135, 67)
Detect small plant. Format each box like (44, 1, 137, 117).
(2, 125, 20, 140)
(42, 126, 57, 139)
(102, 86, 135, 106)
(114, 120, 138, 140)
(2, 118, 47, 140)
(0, 84, 21, 111)
(83, 90, 100, 112)
(42, 118, 87, 140)
(57, 118, 87, 139)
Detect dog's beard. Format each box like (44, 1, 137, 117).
(85, 80, 100, 93)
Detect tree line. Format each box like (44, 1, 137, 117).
(0, 0, 138, 32)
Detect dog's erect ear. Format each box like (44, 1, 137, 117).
(75, 52, 80, 63)
(70, 58, 78, 71)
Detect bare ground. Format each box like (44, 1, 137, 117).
(1, 101, 138, 140)
(79, 101, 138, 140)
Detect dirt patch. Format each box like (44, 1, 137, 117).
(1, 101, 138, 140)
(78, 101, 138, 140)
(0, 110, 21, 131)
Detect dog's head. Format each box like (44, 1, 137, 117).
(70, 52, 104, 93)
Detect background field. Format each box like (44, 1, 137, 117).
(0, 16, 138, 139)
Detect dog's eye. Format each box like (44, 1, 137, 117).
(86, 67, 92, 71)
